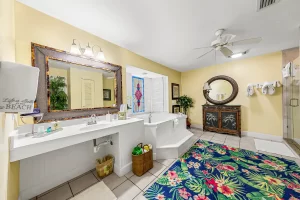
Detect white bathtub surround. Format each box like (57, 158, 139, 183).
(134, 112, 195, 160)
(11, 117, 144, 200)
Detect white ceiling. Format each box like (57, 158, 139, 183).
(18, 0, 300, 72)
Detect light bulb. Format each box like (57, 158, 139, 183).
(230, 53, 243, 58)
(96, 50, 106, 61)
(70, 40, 81, 55)
(83, 43, 94, 57)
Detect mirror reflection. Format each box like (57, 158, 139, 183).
(208, 80, 233, 101)
(48, 59, 115, 111)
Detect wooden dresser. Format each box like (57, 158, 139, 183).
(202, 105, 241, 137)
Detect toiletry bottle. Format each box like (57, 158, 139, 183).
(106, 111, 112, 122)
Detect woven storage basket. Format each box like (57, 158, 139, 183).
(132, 144, 153, 176)
(96, 155, 114, 179)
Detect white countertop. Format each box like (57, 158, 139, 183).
(10, 118, 144, 162)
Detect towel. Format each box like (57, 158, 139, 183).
(0, 61, 40, 113)
(262, 82, 269, 95)
(268, 84, 275, 95)
(247, 84, 254, 97)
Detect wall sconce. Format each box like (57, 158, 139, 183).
(203, 82, 212, 105)
(70, 39, 106, 61)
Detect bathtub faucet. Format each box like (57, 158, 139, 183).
(148, 113, 152, 123)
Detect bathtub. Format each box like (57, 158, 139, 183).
(133, 112, 196, 160)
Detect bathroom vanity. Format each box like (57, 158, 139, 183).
(10, 117, 144, 200)
(9, 43, 145, 200)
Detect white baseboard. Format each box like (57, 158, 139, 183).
(293, 138, 300, 144)
(115, 162, 132, 177)
(191, 124, 203, 130)
(242, 131, 283, 142)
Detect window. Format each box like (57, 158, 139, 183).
(132, 76, 144, 113)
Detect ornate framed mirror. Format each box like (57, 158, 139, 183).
(203, 75, 238, 105)
(31, 43, 122, 122)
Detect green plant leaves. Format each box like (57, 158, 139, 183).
(185, 179, 203, 193)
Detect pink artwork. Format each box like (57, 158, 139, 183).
(133, 76, 144, 113)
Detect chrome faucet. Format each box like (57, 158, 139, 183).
(148, 112, 152, 123)
(87, 114, 97, 125)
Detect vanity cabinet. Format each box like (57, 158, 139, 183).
(202, 105, 241, 137)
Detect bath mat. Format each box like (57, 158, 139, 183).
(144, 139, 300, 200)
(254, 138, 296, 157)
(70, 182, 116, 200)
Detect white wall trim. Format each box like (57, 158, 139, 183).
(241, 131, 283, 142)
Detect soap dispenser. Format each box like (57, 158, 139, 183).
(106, 111, 112, 122)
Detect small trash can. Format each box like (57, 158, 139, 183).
(96, 155, 114, 179)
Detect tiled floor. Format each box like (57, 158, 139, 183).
(31, 128, 300, 200)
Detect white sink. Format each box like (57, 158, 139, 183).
(80, 122, 111, 131)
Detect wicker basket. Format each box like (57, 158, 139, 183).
(132, 144, 153, 176)
(96, 155, 114, 179)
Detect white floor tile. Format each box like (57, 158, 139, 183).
(133, 192, 147, 200)
(213, 133, 227, 140)
(240, 142, 257, 151)
(202, 132, 215, 137)
(113, 180, 141, 200)
(211, 136, 226, 142)
(125, 171, 134, 179)
(102, 173, 127, 190)
(226, 135, 241, 142)
(255, 139, 296, 157)
(149, 161, 166, 177)
(210, 139, 224, 145)
(156, 159, 175, 166)
(224, 141, 239, 148)
(200, 135, 213, 141)
(70, 182, 117, 200)
(130, 172, 156, 190)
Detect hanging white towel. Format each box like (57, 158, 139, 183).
(247, 84, 254, 97)
(282, 62, 291, 78)
(268, 84, 275, 95)
(261, 82, 269, 95)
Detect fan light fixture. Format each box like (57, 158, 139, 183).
(230, 52, 246, 58)
(70, 39, 106, 61)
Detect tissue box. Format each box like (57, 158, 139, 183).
(118, 112, 126, 120)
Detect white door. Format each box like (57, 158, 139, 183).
(81, 79, 95, 108)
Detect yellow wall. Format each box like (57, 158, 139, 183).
(15, 2, 181, 112)
(103, 78, 115, 107)
(182, 52, 283, 136)
(69, 68, 104, 109)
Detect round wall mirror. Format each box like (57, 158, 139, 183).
(203, 75, 238, 105)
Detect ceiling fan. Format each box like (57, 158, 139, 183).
(195, 29, 262, 59)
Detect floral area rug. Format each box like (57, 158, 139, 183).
(144, 140, 300, 200)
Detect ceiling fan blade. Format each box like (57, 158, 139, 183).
(194, 46, 213, 50)
(229, 37, 262, 46)
(220, 47, 233, 57)
(196, 49, 214, 59)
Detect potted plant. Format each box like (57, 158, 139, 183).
(49, 76, 68, 110)
(176, 95, 194, 128)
